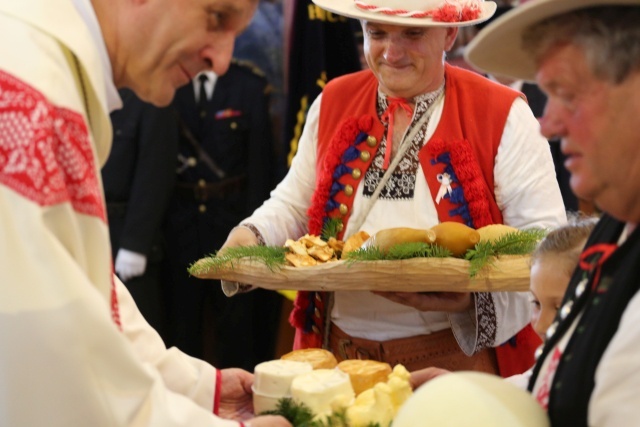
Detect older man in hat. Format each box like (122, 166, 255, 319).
(466, 0, 640, 425)
(222, 0, 566, 376)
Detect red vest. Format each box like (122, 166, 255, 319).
(291, 65, 540, 377)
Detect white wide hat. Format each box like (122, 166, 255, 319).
(465, 0, 640, 81)
(311, 0, 497, 27)
(392, 372, 550, 427)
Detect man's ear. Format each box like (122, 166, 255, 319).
(444, 27, 459, 51)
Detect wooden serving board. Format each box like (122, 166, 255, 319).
(191, 255, 531, 292)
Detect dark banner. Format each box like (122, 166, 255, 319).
(284, 0, 362, 166)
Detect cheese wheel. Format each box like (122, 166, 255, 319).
(290, 369, 355, 416)
(253, 359, 314, 397)
(430, 222, 480, 257)
(477, 224, 520, 243)
(337, 359, 392, 395)
(281, 348, 338, 369)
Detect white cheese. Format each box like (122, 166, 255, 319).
(290, 368, 355, 416)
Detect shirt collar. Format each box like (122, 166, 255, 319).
(70, 0, 122, 112)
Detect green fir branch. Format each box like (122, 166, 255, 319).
(322, 218, 344, 241)
(343, 242, 452, 262)
(261, 398, 382, 427)
(187, 245, 287, 276)
(465, 229, 547, 277)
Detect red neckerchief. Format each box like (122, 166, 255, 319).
(380, 97, 413, 169)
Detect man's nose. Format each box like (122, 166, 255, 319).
(539, 100, 566, 140)
(383, 36, 405, 63)
(201, 33, 235, 76)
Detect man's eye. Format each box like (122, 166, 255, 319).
(207, 11, 222, 30)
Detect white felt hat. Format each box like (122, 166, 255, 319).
(465, 0, 640, 81)
(393, 372, 550, 427)
(311, 0, 497, 27)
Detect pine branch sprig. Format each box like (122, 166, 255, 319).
(187, 245, 287, 276)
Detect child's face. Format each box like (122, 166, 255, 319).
(529, 256, 572, 340)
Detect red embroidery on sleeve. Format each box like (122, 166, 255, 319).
(0, 70, 106, 222)
(213, 368, 222, 415)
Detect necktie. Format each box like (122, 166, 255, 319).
(197, 74, 208, 118)
(381, 97, 413, 170)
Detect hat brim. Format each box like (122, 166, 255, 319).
(465, 0, 640, 82)
(312, 0, 497, 28)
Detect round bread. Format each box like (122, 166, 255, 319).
(337, 359, 392, 395)
(281, 348, 338, 370)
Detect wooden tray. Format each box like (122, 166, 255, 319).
(191, 255, 531, 292)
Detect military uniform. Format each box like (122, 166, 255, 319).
(103, 88, 178, 335)
(163, 60, 282, 370)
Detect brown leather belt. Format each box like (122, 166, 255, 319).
(175, 176, 245, 201)
(329, 324, 498, 373)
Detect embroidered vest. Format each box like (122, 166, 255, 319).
(291, 65, 536, 376)
(529, 215, 640, 426)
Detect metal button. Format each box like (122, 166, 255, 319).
(198, 204, 207, 213)
(546, 321, 558, 340)
(351, 168, 362, 180)
(560, 300, 573, 320)
(187, 157, 197, 167)
(534, 345, 544, 360)
(230, 122, 238, 130)
(311, 325, 320, 334)
(337, 222, 344, 232)
(575, 278, 588, 297)
(198, 179, 206, 187)
(366, 135, 377, 147)
(339, 204, 348, 215)
(314, 308, 321, 318)
(359, 151, 371, 162)
(344, 184, 354, 196)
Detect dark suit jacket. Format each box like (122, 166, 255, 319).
(102, 89, 179, 261)
(167, 61, 275, 255)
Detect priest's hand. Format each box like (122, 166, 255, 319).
(410, 367, 451, 389)
(218, 368, 292, 427)
(218, 368, 255, 421)
(371, 291, 473, 312)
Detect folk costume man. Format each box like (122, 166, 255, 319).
(0, 0, 290, 426)
(222, 0, 566, 377)
(467, 0, 640, 425)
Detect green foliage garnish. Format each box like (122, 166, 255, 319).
(187, 245, 287, 276)
(465, 229, 547, 277)
(344, 242, 452, 263)
(322, 218, 344, 241)
(261, 398, 382, 427)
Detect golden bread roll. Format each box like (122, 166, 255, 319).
(430, 222, 480, 257)
(343, 231, 371, 255)
(477, 224, 520, 243)
(364, 227, 436, 253)
(281, 348, 338, 369)
(338, 359, 392, 395)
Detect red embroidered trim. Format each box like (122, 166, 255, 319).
(111, 273, 122, 329)
(213, 369, 222, 414)
(428, 138, 493, 228)
(0, 70, 106, 221)
(307, 115, 373, 235)
(0, 70, 119, 324)
(354, 1, 482, 23)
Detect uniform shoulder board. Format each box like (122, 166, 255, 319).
(231, 58, 266, 78)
